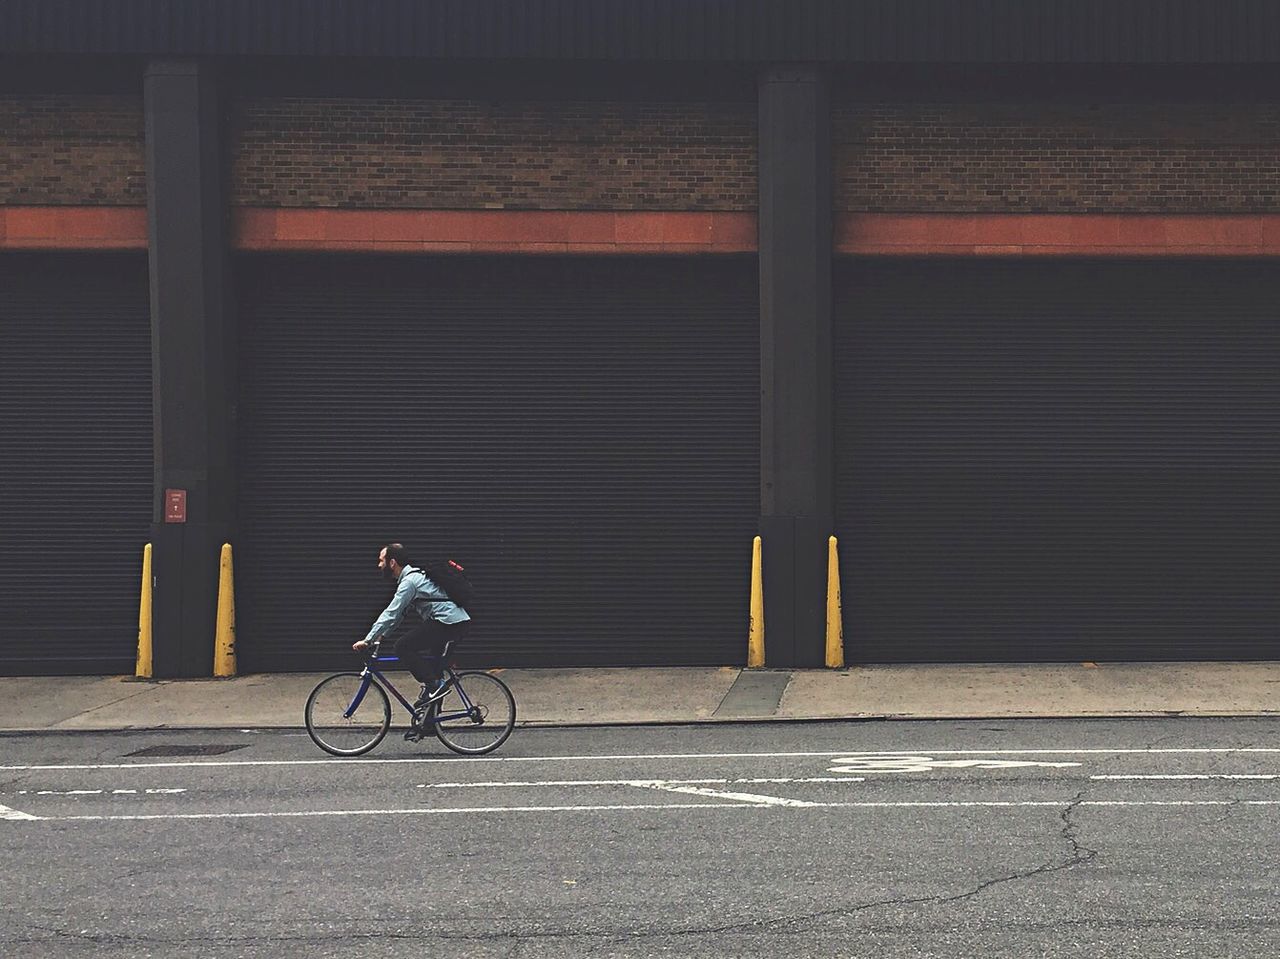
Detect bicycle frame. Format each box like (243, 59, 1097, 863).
(345, 650, 478, 725)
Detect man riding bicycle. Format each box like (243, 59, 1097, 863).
(353, 543, 471, 709)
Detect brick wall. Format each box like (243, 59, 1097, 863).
(232, 97, 756, 211)
(17, 92, 1276, 218)
(0, 96, 146, 205)
(836, 102, 1280, 213)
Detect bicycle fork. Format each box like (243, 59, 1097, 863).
(344, 670, 375, 719)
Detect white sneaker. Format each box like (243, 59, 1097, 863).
(413, 680, 447, 708)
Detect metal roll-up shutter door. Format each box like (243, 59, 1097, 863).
(836, 259, 1280, 664)
(0, 253, 152, 675)
(237, 255, 759, 671)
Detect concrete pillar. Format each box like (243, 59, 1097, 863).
(757, 65, 833, 667)
(144, 60, 236, 678)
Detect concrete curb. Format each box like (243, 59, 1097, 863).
(5, 709, 1280, 737)
(5, 663, 1280, 734)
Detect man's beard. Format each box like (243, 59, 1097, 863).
(382, 566, 398, 584)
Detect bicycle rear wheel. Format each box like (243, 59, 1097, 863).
(430, 671, 516, 755)
(305, 672, 391, 756)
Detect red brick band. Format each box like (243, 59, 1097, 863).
(7, 207, 1280, 257)
(0, 207, 147, 249)
(836, 213, 1280, 257)
(235, 209, 756, 254)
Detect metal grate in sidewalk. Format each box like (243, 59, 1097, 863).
(713, 670, 792, 718)
(124, 744, 249, 758)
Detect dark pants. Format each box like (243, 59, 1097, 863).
(395, 619, 470, 685)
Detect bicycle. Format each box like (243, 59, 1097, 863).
(304, 639, 516, 757)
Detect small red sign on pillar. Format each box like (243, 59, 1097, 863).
(165, 489, 187, 524)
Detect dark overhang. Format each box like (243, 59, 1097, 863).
(2, 0, 1279, 64)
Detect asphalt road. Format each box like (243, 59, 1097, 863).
(3, 718, 1279, 958)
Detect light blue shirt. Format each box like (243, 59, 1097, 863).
(364, 565, 470, 643)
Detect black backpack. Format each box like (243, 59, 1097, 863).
(422, 559, 475, 613)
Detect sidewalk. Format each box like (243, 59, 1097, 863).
(2, 662, 1279, 732)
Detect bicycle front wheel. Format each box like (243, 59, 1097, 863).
(305, 672, 391, 756)
(431, 671, 516, 755)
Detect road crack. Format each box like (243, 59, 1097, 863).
(1203, 798, 1241, 827)
(612, 791, 1099, 942)
(9, 796, 1105, 949)
(49, 683, 170, 728)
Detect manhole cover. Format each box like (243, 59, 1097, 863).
(125, 744, 248, 758)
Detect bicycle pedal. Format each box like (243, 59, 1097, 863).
(403, 729, 425, 743)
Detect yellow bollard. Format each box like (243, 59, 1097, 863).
(135, 543, 153, 679)
(213, 542, 237, 678)
(748, 535, 765, 667)
(825, 535, 844, 668)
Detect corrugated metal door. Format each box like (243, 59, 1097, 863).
(0, 253, 152, 675)
(236, 255, 759, 671)
(836, 259, 1280, 663)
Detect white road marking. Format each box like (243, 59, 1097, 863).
(1081, 800, 1279, 807)
(1092, 775, 1280, 781)
(639, 783, 820, 807)
(0, 803, 38, 821)
(6, 747, 1280, 772)
(10, 798, 1280, 824)
(737, 777, 863, 784)
(13, 788, 188, 796)
(37, 790, 102, 796)
(829, 755, 1082, 774)
(414, 777, 865, 789)
(21, 802, 753, 822)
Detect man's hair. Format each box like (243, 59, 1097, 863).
(382, 542, 412, 567)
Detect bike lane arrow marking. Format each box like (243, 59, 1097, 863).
(829, 755, 1083, 774)
(0, 802, 38, 821)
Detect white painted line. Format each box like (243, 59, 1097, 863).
(847, 800, 1280, 808)
(25, 802, 753, 823)
(1081, 800, 1279, 807)
(6, 747, 1280, 773)
(0, 803, 38, 821)
(13, 788, 188, 796)
(1092, 774, 1280, 781)
(641, 783, 820, 807)
(738, 777, 864, 784)
(13, 797, 1280, 824)
(829, 756, 1081, 774)
(418, 778, 731, 789)
(414, 776, 866, 789)
(39, 790, 103, 796)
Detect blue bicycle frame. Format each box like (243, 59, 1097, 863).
(345, 649, 477, 725)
